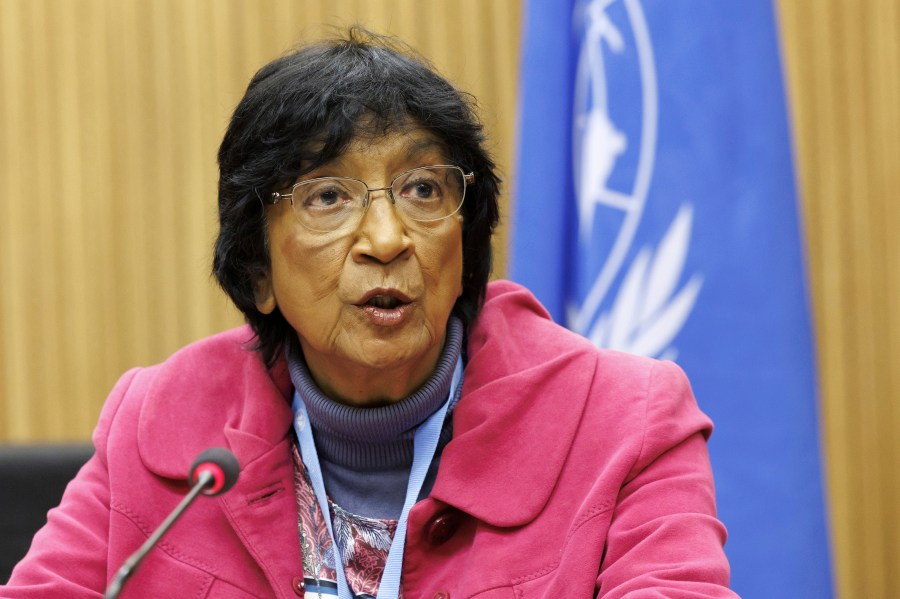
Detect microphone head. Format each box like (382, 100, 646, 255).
(189, 447, 240, 496)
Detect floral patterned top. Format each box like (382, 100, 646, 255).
(293, 444, 401, 599)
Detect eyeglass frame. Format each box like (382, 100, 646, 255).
(264, 164, 476, 232)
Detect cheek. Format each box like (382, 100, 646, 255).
(423, 231, 464, 303)
(447, 226, 465, 287)
(449, 241, 464, 296)
(271, 230, 346, 312)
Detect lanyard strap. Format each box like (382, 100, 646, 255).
(292, 356, 464, 599)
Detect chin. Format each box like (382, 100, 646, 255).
(355, 346, 423, 371)
(356, 334, 436, 369)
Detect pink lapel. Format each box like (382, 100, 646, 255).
(137, 327, 293, 479)
(136, 326, 302, 597)
(430, 281, 598, 527)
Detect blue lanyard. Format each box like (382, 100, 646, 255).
(292, 356, 463, 599)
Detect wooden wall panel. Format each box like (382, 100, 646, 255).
(0, 1, 520, 442)
(777, 1, 900, 597)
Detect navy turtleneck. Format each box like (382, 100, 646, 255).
(287, 317, 464, 519)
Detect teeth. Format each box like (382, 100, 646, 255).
(368, 295, 401, 309)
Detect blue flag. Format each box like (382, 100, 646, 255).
(512, 1, 833, 597)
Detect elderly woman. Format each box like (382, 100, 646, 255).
(4, 30, 736, 598)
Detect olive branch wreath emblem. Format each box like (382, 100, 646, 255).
(585, 204, 703, 361)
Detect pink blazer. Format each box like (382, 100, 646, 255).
(4, 281, 737, 598)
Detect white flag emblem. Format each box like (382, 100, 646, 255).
(571, 0, 702, 360)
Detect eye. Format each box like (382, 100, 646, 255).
(397, 171, 444, 202)
(297, 179, 356, 210)
(312, 189, 341, 207)
(411, 181, 436, 198)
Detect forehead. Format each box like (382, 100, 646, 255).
(295, 122, 451, 182)
(345, 126, 446, 160)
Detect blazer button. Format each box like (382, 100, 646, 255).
(433, 591, 450, 599)
(292, 576, 305, 597)
(425, 510, 460, 546)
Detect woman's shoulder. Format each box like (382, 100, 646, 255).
(92, 325, 292, 478)
(159, 325, 263, 365)
(124, 325, 285, 392)
(113, 322, 290, 414)
(478, 280, 593, 347)
(473, 280, 708, 434)
(477, 280, 658, 370)
(99, 326, 270, 410)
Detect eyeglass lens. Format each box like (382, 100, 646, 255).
(290, 166, 466, 232)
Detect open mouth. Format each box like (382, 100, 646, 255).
(357, 288, 412, 308)
(356, 289, 413, 326)
(365, 294, 405, 309)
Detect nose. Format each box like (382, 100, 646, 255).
(351, 190, 414, 264)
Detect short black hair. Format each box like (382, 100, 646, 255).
(213, 28, 501, 366)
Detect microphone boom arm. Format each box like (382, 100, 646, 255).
(104, 471, 214, 599)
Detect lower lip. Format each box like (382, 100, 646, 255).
(357, 302, 413, 327)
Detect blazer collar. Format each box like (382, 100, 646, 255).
(137, 327, 294, 480)
(136, 328, 302, 598)
(430, 281, 597, 527)
(136, 283, 594, 530)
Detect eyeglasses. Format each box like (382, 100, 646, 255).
(266, 165, 475, 233)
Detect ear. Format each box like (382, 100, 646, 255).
(254, 276, 277, 315)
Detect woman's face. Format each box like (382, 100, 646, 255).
(256, 127, 464, 406)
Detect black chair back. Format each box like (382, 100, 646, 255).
(0, 444, 94, 583)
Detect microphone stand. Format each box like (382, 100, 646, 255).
(104, 470, 214, 599)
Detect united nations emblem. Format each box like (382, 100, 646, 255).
(570, 0, 702, 360)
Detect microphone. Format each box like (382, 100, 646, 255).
(189, 447, 241, 497)
(104, 448, 240, 599)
